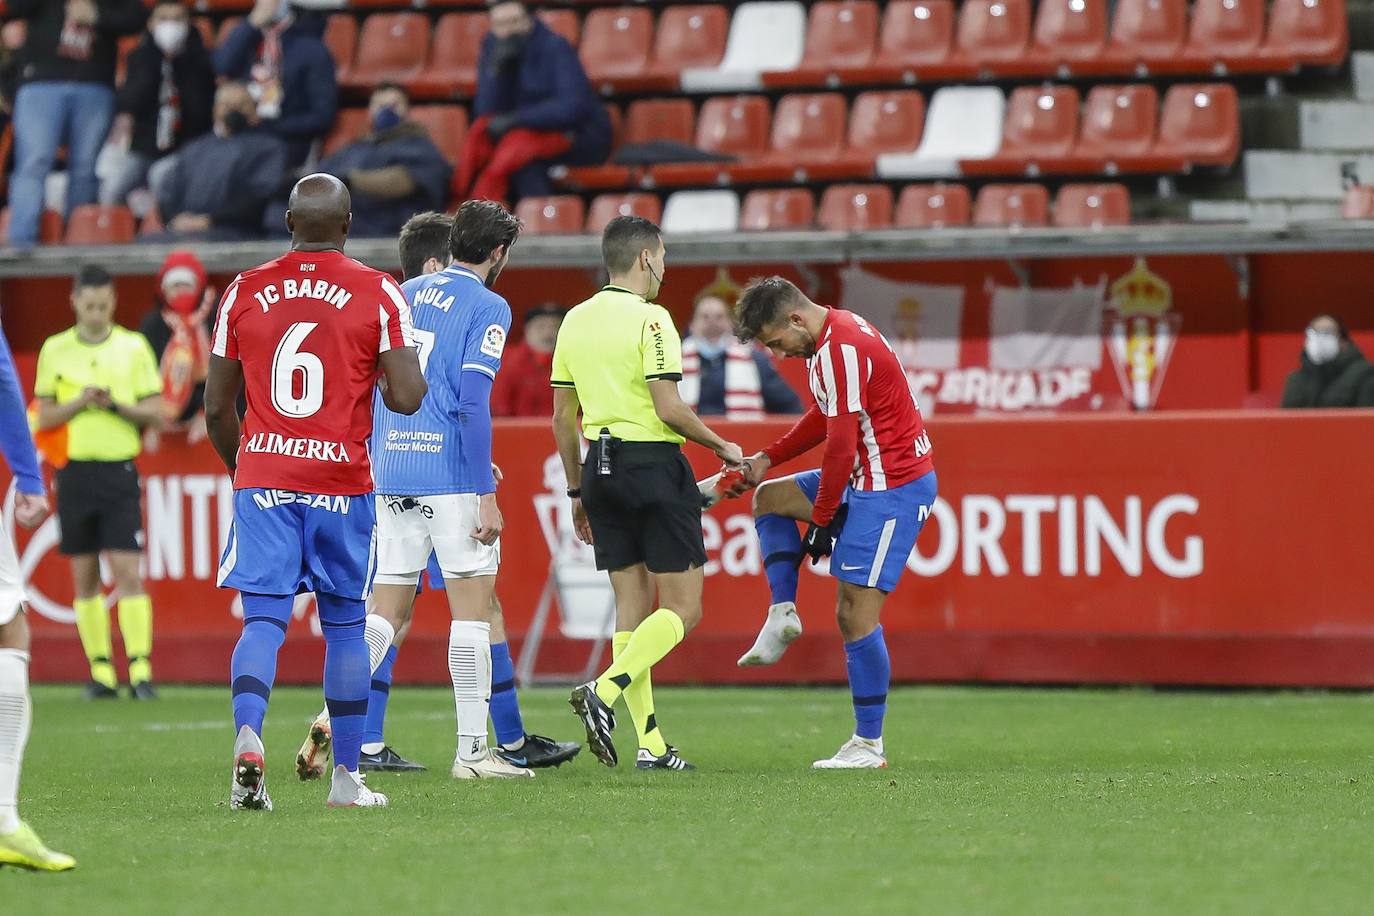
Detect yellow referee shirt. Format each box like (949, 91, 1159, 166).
(551, 286, 685, 444)
(34, 326, 161, 461)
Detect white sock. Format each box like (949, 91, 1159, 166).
(317, 615, 396, 727)
(0, 648, 31, 834)
(448, 620, 491, 762)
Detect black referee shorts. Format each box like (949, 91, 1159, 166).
(581, 441, 707, 574)
(56, 460, 144, 556)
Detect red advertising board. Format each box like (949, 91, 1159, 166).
(6, 412, 1373, 687)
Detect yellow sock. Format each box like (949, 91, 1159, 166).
(595, 609, 685, 707)
(613, 630, 668, 757)
(117, 595, 154, 684)
(73, 596, 116, 689)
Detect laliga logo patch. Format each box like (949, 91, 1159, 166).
(480, 324, 506, 359)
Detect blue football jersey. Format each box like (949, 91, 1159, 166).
(372, 265, 511, 496)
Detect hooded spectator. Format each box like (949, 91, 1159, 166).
(318, 83, 452, 238)
(491, 303, 566, 418)
(139, 251, 213, 427)
(1281, 314, 1374, 409)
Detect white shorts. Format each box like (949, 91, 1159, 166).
(0, 527, 25, 626)
(374, 494, 500, 586)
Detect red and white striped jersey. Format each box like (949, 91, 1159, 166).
(211, 249, 413, 495)
(807, 307, 933, 491)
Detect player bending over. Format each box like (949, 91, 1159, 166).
(204, 174, 427, 809)
(297, 210, 578, 777)
(729, 277, 937, 769)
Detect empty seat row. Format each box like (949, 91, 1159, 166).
(517, 182, 1131, 235)
(0, 205, 140, 245)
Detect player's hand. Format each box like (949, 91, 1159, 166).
(14, 491, 50, 529)
(571, 497, 594, 546)
(473, 493, 503, 546)
(799, 504, 848, 566)
(728, 452, 770, 496)
(715, 440, 744, 468)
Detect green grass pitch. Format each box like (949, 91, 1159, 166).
(4, 684, 1372, 914)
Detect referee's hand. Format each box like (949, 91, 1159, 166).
(716, 441, 744, 468)
(571, 498, 594, 546)
(473, 493, 504, 546)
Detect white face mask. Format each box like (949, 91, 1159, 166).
(151, 20, 188, 55)
(1304, 329, 1341, 365)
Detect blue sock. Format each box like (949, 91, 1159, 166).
(755, 513, 802, 605)
(317, 593, 369, 772)
(489, 641, 525, 747)
(363, 645, 398, 748)
(845, 626, 890, 741)
(230, 593, 292, 736)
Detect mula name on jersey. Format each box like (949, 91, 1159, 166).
(250, 490, 353, 513)
(412, 284, 455, 312)
(251, 278, 354, 312)
(243, 432, 351, 463)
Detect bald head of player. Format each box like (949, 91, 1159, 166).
(733, 276, 827, 359)
(287, 173, 352, 251)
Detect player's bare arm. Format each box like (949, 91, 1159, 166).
(552, 386, 593, 546)
(378, 347, 426, 415)
(203, 354, 244, 475)
(112, 394, 165, 429)
(647, 378, 744, 467)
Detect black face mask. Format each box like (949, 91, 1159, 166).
(493, 33, 528, 69)
(222, 111, 251, 136)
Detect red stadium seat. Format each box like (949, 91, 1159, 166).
(896, 183, 971, 227)
(1342, 185, 1374, 219)
(515, 196, 587, 234)
(955, 0, 1032, 68)
(580, 8, 653, 85)
(803, 0, 879, 70)
(64, 205, 136, 245)
(1053, 182, 1131, 226)
(1182, 0, 1264, 71)
(1028, 0, 1108, 70)
(817, 184, 894, 231)
(1262, 0, 1347, 66)
(140, 208, 164, 237)
(538, 9, 581, 48)
(694, 95, 772, 158)
(740, 189, 816, 230)
(847, 90, 926, 155)
(770, 93, 848, 162)
(973, 183, 1050, 227)
(965, 85, 1079, 175)
(1074, 84, 1159, 160)
(321, 108, 371, 159)
(585, 193, 663, 234)
(409, 106, 469, 165)
(0, 208, 62, 245)
(1154, 83, 1239, 166)
(345, 13, 430, 90)
(324, 14, 358, 84)
(413, 13, 487, 98)
(875, 0, 958, 70)
(1102, 0, 1187, 71)
(624, 99, 696, 146)
(649, 6, 729, 77)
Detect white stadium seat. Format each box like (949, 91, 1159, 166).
(661, 190, 742, 233)
(681, 2, 807, 92)
(876, 86, 1006, 178)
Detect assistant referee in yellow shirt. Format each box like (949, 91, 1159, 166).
(34, 265, 164, 700)
(552, 215, 742, 769)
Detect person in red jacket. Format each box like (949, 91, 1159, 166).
(491, 303, 565, 418)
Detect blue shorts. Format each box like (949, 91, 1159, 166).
(217, 489, 377, 600)
(794, 469, 938, 593)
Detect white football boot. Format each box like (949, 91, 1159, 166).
(326, 765, 389, 808)
(737, 602, 803, 666)
(295, 712, 331, 781)
(812, 735, 888, 770)
(451, 750, 536, 779)
(230, 725, 273, 811)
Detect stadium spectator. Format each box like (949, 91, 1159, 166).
(455, 0, 611, 204)
(318, 84, 452, 239)
(103, 0, 217, 208)
(139, 251, 213, 430)
(1281, 314, 1374, 409)
(491, 303, 566, 418)
(153, 82, 288, 241)
(5, 0, 148, 251)
(680, 293, 803, 417)
(213, 0, 337, 169)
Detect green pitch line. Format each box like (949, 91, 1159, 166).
(6, 686, 1372, 915)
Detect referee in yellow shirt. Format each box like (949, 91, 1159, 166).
(34, 266, 164, 700)
(552, 216, 742, 770)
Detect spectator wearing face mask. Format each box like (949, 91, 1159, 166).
(152, 81, 288, 241)
(491, 303, 566, 418)
(139, 251, 214, 428)
(454, 0, 611, 204)
(317, 83, 452, 238)
(1281, 314, 1374, 409)
(5, 0, 149, 250)
(104, 0, 216, 208)
(214, 0, 337, 169)
(679, 293, 803, 418)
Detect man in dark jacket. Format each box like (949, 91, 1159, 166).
(455, 0, 610, 204)
(152, 81, 288, 241)
(213, 0, 337, 169)
(1281, 314, 1374, 409)
(104, 0, 216, 207)
(5, 0, 147, 250)
(318, 84, 452, 238)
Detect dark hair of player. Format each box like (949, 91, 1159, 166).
(398, 211, 453, 281)
(73, 264, 114, 291)
(449, 200, 522, 266)
(600, 215, 662, 276)
(733, 276, 803, 342)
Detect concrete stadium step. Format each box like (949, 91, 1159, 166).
(1243, 150, 1374, 200)
(1354, 52, 1374, 101)
(1188, 199, 1342, 223)
(1298, 100, 1374, 149)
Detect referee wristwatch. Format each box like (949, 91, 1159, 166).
(566, 488, 581, 499)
